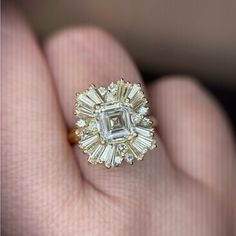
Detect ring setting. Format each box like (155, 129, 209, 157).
(72, 79, 156, 168)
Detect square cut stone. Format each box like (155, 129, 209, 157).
(97, 103, 133, 142)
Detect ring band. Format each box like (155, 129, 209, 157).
(70, 79, 157, 168)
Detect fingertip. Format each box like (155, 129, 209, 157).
(148, 75, 199, 95)
(44, 25, 141, 85)
(45, 26, 117, 50)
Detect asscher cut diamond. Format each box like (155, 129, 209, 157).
(97, 103, 134, 143)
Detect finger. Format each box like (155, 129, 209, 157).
(44, 27, 173, 195)
(45, 27, 143, 126)
(2, 4, 82, 235)
(147, 77, 236, 196)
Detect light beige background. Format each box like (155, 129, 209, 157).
(16, 0, 236, 87)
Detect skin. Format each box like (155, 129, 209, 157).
(2, 3, 236, 236)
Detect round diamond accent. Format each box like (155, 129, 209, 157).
(118, 143, 127, 152)
(139, 106, 149, 115)
(98, 87, 107, 96)
(114, 156, 123, 165)
(108, 82, 118, 94)
(105, 92, 115, 102)
(79, 130, 89, 140)
(131, 113, 142, 124)
(88, 121, 97, 131)
(125, 155, 135, 164)
(76, 119, 86, 127)
(141, 117, 151, 126)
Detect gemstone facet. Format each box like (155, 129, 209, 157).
(97, 103, 134, 143)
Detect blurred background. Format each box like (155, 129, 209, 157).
(15, 0, 236, 130)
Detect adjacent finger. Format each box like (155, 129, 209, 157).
(2, 4, 83, 235)
(147, 77, 236, 196)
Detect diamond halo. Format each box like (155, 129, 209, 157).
(74, 79, 156, 168)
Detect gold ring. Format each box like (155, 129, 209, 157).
(69, 79, 157, 168)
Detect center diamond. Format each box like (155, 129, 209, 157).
(97, 103, 134, 143)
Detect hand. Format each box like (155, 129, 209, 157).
(2, 4, 236, 236)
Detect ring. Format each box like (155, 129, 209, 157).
(69, 79, 157, 168)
